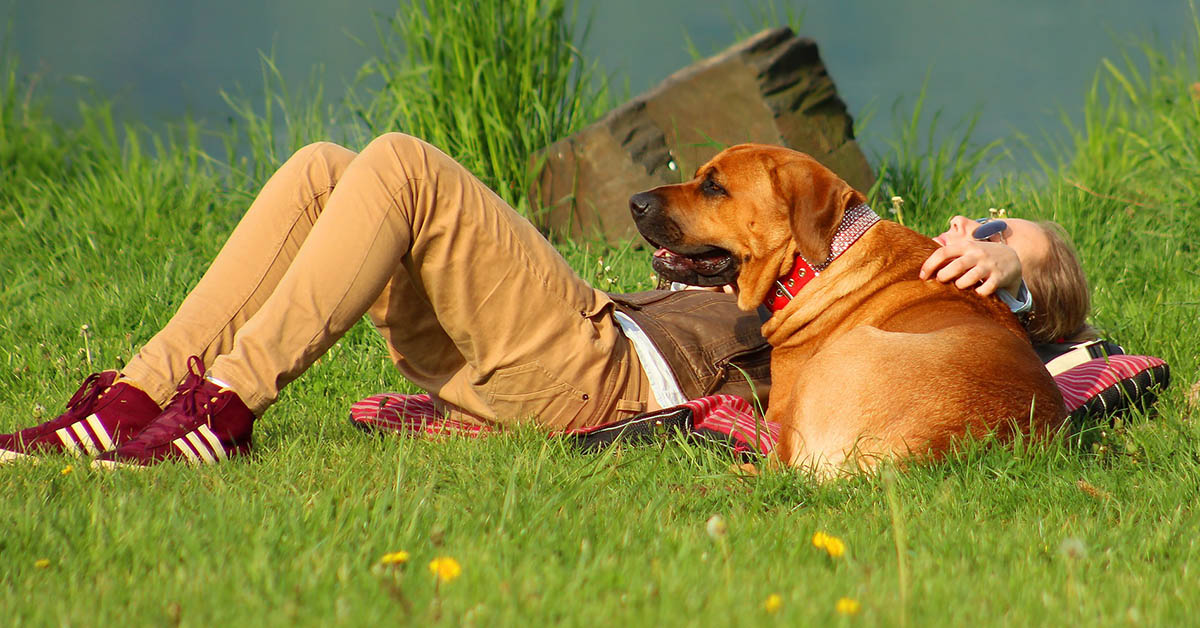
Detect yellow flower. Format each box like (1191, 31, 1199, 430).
(835, 597, 860, 616)
(812, 531, 846, 558)
(428, 556, 462, 583)
(764, 593, 783, 614)
(34, 559, 50, 569)
(60, 465, 73, 475)
(380, 551, 410, 566)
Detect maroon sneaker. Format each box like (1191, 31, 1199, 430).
(1, 371, 161, 463)
(93, 357, 255, 469)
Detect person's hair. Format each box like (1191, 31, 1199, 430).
(1023, 220, 1098, 344)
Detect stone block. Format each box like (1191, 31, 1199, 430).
(531, 27, 875, 244)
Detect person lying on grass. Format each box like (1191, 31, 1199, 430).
(923, 212, 1095, 346)
(0, 134, 1093, 467)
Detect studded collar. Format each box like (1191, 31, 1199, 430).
(762, 203, 880, 313)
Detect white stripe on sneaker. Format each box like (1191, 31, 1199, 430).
(185, 432, 216, 463)
(196, 425, 228, 461)
(172, 437, 200, 463)
(56, 427, 83, 456)
(86, 414, 115, 451)
(71, 422, 99, 455)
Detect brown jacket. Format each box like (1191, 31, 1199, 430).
(609, 290, 772, 408)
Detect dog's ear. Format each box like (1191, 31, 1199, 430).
(775, 156, 866, 265)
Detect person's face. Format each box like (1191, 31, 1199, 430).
(935, 215, 1052, 269)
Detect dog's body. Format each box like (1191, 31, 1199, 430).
(630, 144, 1065, 475)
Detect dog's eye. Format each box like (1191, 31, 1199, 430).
(701, 178, 726, 197)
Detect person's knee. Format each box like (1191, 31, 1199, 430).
(361, 133, 461, 179)
(357, 133, 468, 208)
(362, 132, 434, 162)
(289, 141, 355, 183)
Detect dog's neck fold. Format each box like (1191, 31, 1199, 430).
(763, 203, 881, 312)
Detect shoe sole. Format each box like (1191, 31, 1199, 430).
(0, 449, 39, 465)
(91, 458, 146, 471)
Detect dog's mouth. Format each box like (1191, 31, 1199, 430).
(649, 243, 739, 287)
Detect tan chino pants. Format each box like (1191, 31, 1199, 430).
(121, 134, 653, 430)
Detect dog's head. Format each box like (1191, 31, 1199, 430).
(630, 144, 867, 311)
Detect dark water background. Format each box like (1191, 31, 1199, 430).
(4, 0, 1194, 169)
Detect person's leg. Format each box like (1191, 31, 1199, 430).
(4, 142, 363, 462)
(96, 132, 651, 467)
(120, 142, 357, 405)
(207, 133, 650, 429)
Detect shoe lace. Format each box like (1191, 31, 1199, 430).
(138, 356, 220, 443)
(18, 372, 110, 439)
(65, 372, 109, 415)
(174, 356, 211, 418)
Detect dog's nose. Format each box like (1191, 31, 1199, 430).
(629, 192, 658, 218)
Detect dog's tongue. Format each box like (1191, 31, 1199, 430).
(653, 247, 687, 267)
(653, 247, 729, 274)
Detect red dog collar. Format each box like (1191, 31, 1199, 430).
(763, 255, 818, 312)
(763, 203, 880, 312)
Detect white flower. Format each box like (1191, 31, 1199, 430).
(705, 514, 728, 540)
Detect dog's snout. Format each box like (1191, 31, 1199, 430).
(629, 192, 660, 219)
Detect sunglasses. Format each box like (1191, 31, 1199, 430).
(971, 208, 1010, 242)
(972, 218, 1008, 241)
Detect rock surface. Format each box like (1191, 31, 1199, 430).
(531, 27, 875, 243)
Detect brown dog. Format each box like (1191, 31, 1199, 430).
(630, 144, 1065, 476)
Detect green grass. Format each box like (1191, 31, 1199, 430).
(348, 0, 608, 213)
(2, 1, 1200, 625)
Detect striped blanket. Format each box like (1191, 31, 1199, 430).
(350, 354, 1168, 456)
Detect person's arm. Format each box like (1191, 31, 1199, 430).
(919, 239, 1032, 316)
(919, 239, 1023, 297)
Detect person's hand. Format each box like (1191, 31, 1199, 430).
(919, 239, 1022, 297)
